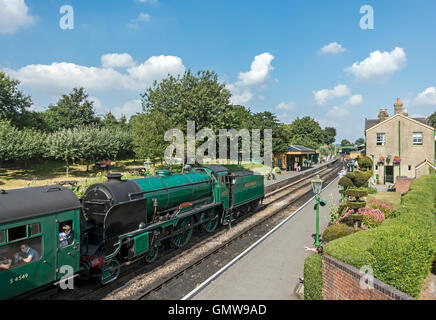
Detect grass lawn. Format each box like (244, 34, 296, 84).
(0, 159, 270, 190)
(367, 191, 402, 209)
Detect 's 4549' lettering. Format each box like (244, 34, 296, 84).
(10, 273, 29, 284)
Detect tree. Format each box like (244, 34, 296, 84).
(0, 72, 33, 128)
(287, 117, 324, 150)
(42, 87, 100, 131)
(252, 111, 289, 155)
(341, 139, 352, 146)
(130, 111, 171, 165)
(141, 70, 231, 133)
(355, 137, 365, 145)
(427, 111, 436, 128)
(323, 127, 336, 145)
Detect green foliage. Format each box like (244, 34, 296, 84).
(345, 201, 367, 209)
(303, 254, 323, 300)
(0, 120, 47, 163)
(322, 224, 356, 242)
(427, 111, 436, 128)
(345, 170, 372, 188)
(325, 174, 436, 298)
(355, 137, 365, 145)
(345, 188, 368, 198)
(286, 116, 325, 150)
(341, 139, 352, 146)
(0, 72, 33, 128)
(364, 187, 377, 194)
(42, 88, 100, 131)
(323, 127, 336, 145)
(338, 176, 353, 188)
(357, 156, 373, 170)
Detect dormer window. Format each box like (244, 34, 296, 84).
(376, 133, 386, 146)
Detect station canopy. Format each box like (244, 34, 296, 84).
(285, 145, 316, 154)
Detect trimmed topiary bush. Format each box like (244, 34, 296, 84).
(338, 176, 353, 188)
(322, 224, 356, 242)
(346, 201, 367, 209)
(345, 188, 368, 198)
(357, 156, 373, 171)
(303, 253, 323, 300)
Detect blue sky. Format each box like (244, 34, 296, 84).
(1, 0, 435, 142)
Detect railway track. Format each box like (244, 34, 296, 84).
(28, 160, 340, 300)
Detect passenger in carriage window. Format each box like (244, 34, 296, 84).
(15, 244, 40, 264)
(59, 224, 73, 247)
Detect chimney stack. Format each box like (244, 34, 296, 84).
(394, 98, 403, 114)
(378, 108, 389, 122)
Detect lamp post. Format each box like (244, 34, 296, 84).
(311, 175, 325, 248)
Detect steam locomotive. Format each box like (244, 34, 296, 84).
(0, 165, 264, 299)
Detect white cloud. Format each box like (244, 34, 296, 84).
(0, 0, 35, 34)
(345, 47, 406, 80)
(327, 106, 350, 118)
(227, 53, 275, 105)
(226, 84, 253, 105)
(112, 99, 142, 118)
(236, 53, 274, 87)
(343, 94, 363, 107)
(413, 87, 436, 106)
(275, 101, 296, 111)
(127, 12, 151, 28)
(3, 54, 185, 95)
(101, 53, 136, 68)
(313, 84, 350, 106)
(320, 42, 346, 54)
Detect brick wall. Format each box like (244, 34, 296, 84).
(322, 255, 414, 300)
(395, 176, 414, 194)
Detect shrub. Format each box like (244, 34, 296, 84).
(324, 174, 436, 298)
(345, 188, 368, 198)
(322, 224, 356, 242)
(303, 254, 322, 300)
(345, 201, 366, 210)
(338, 176, 353, 188)
(345, 170, 371, 188)
(357, 156, 373, 170)
(367, 199, 395, 219)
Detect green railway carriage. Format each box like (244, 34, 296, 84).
(0, 165, 264, 298)
(0, 186, 81, 300)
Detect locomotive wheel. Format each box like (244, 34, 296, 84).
(202, 210, 219, 233)
(170, 216, 193, 248)
(144, 246, 158, 264)
(98, 259, 120, 286)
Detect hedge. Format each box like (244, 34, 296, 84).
(324, 174, 436, 298)
(303, 253, 323, 300)
(322, 224, 356, 242)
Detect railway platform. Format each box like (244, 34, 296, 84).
(186, 176, 340, 300)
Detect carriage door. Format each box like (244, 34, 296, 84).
(55, 211, 80, 281)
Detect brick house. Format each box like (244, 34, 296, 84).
(365, 98, 435, 184)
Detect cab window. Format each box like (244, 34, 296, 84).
(58, 221, 74, 248)
(30, 223, 41, 236)
(0, 230, 5, 244)
(0, 236, 42, 272)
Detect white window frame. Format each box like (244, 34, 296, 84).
(412, 132, 423, 145)
(376, 133, 386, 146)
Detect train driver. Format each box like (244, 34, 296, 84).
(0, 257, 12, 271)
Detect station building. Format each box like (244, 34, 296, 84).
(273, 145, 317, 171)
(365, 98, 435, 184)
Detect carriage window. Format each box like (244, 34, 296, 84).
(0, 230, 4, 244)
(30, 223, 41, 236)
(8, 225, 27, 242)
(0, 236, 42, 272)
(59, 221, 74, 248)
